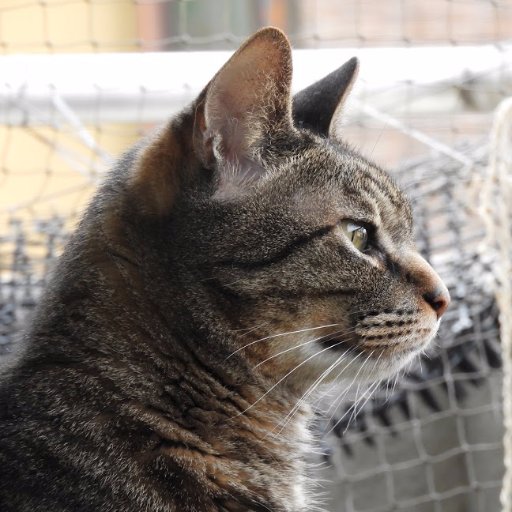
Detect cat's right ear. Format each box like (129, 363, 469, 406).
(292, 57, 359, 141)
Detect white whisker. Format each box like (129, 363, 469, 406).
(225, 323, 342, 360)
(253, 332, 340, 370)
(234, 336, 352, 418)
(274, 349, 354, 436)
(253, 325, 361, 369)
(344, 354, 384, 432)
(323, 350, 374, 416)
(325, 352, 383, 436)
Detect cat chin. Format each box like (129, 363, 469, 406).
(365, 348, 421, 380)
(354, 331, 438, 381)
(299, 327, 437, 386)
(314, 345, 421, 388)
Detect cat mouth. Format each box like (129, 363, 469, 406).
(318, 328, 435, 356)
(317, 331, 359, 351)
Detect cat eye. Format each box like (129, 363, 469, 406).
(341, 220, 369, 252)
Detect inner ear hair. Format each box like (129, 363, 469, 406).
(128, 27, 295, 217)
(196, 27, 294, 171)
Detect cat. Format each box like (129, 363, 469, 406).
(0, 27, 450, 512)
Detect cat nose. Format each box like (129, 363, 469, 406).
(422, 286, 450, 319)
(404, 252, 450, 320)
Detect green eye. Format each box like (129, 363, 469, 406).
(341, 221, 369, 252)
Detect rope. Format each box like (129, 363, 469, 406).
(482, 97, 512, 511)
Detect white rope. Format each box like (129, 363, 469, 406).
(353, 100, 474, 167)
(482, 97, 512, 511)
(50, 91, 113, 165)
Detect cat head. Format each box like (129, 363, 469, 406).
(124, 28, 449, 391)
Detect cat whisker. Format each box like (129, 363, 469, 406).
(273, 327, 389, 432)
(388, 367, 403, 401)
(227, 302, 414, 361)
(225, 323, 342, 360)
(272, 364, 345, 437)
(229, 322, 269, 336)
(324, 371, 366, 426)
(234, 336, 354, 419)
(423, 350, 433, 360)
(347, 378, 382, 433)
(286, 350, 368, 428)
(384, 376, 392, 401)
(323, 352, 381, 431)
(252, 325, 362, 370)
(228, 305, 422, 360)
(270, 327, 367, 436)
(318, 352, 364, 409)
(325, 381, 373, 438)
(273, 349, 355, 436)
(322, 350, 374, 416)
(340, 354, 384, 435)
(252, 333, 340, 370)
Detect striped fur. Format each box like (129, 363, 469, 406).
(0, 28, 448, 511)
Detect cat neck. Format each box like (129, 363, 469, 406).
(22, 232, 314, 511)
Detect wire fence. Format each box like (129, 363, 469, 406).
(1, 1, 512, 511)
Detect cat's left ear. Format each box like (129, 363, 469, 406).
(193, 27, 294, 182)
(292, 57, 359, 140)
(129, 28, 293, 216)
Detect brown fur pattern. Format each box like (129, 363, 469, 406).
(0, 28, 449, 511)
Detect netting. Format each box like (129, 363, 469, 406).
(1, 1, 512, 511)
(483, 98, 512, 510)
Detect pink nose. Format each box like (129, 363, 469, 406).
(423, 287, 450, 319)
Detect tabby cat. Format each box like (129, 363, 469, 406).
(0, 28, 449, 511)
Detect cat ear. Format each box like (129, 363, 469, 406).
(193, 27, 293, 179)
(292, 57, 359, 140)
(128, 28, 293, 217)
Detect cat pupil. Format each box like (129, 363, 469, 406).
(342, 221, 369, 251)
(353, 228, 367, 250)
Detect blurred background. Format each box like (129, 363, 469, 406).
(1, 1, 512, 511)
